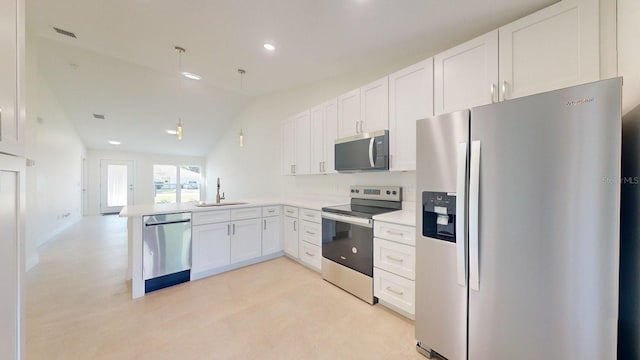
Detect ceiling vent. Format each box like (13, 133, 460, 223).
(53, 27, 77, 39)
(92, 113, 105, 120)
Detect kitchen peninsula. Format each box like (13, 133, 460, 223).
(120, 198, 342, 298)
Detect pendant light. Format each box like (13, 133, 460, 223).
(238, 69, 246, 147)
(174, 46, 186, 140)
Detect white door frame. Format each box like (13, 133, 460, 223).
(100, 159, 134, 214)
(81, 157, 88, 216)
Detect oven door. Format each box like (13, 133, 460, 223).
(321, 212, 373, 276)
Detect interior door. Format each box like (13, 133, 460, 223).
(100, 159, 134, 214)
(0, 154, 25, 360)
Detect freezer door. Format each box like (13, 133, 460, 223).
(415, 110, 469, 360)
(468, 78, 622, 360)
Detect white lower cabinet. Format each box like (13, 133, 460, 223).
(373, 220, 416, 319)
(299, 241, 321, 271)
(192, 223, 231, 274)
(230, 218, 262, 264)
(374, 268, 415, 316)
(283, 215, 299, 258)
(262, 215, 282, 256)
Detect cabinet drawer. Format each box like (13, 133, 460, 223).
(231, 207, 262, 221)
(262, 205, 281, 217)
(299, 208, 321, 223)
(374, 238, 415, 280)
(374, 221, 415, 246)
(300, 220, 321, 246)
(283, 206, 298, 218)
(374, 268, 415, 316)
(299, 242, 321, 271)
(192, 210, 231, 225)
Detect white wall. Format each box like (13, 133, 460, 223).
(619, 0, 640, 114)
(25, 33, 87, 269)
(205, 57, 426, 203)
(85, 150, 205, 215)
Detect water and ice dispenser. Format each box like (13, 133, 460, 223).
(422, 192, 457, 242)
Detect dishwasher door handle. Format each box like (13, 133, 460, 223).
(144, 219, 191, 227)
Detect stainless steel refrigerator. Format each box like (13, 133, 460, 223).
(415, 78, 622, 360)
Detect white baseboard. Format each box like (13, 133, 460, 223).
(37, 216, 82, 247)
(26, 254, 39, 272)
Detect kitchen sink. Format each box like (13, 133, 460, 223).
(194, 201, 248, 207)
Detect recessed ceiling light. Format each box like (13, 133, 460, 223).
(181, 72, 202, 80)
(166, 129, 178, 135)
(108, 140, 121, 145)
(263, 43, 276, 51)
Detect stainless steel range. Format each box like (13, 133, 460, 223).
(321, 185, 402, 304)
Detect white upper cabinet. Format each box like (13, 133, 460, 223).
(360, 76, 389, 133)
(0, 0, 24, 156)
(498, 0, 599, 100)
(310, 99, 338, 174)
(294, 110, 311, 175)
(323, 99, 338, 174)
(389, 58, 434, 172)
(434, 30, 499, 115)
(310, 105, 325, 175)
(281, 117, 296, 176)
(337, 88, 361, 138)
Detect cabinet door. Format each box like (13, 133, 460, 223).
(323, 99, 338, 174)
(262, 216, 282, 255)
(434, 30, 498, 115)
(361, 76, 389, 133)
(294, 110, 311, 175)
(0, 0, 22, 155)
(192, 223, 231, 274)
(310, 105, 325, 174)
(283, 216, 299, 258)
(389, 58, 434, 171)
(281, 117, 296, 175)
(337, 88, 360, 138)
(230, 218, 262, 264)
(498, 0, 599, 100)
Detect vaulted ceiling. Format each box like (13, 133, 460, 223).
(27, 0, 557, 156)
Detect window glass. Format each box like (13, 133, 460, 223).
(180, 166, 201, 203)
(154, 165, 177, 204)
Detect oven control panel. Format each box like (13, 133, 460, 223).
(349, 185, 402, 202)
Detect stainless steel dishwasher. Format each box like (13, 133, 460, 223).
(143, 212, 192, 293)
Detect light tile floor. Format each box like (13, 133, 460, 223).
(27, 215, 423, 359)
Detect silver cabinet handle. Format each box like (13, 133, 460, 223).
(502, 81, 507, 100)
(232, 223, 236, 235)
(469, 141, 481, 291)
(293, 220, 297, 231)
(264, 219, 267, 230)
(340, 255, 347, 260)
(305, 214, 315, 218)
(385, 230, 404, 236)
(490, 84, 496, 103)
(268, 209, 275, 213)
(227, 224, 230, 236)
(386, 286, 404, 296)
(305, 251, 315, 257)
(305, 230, 315, 235)
(386, 255, 404, 263)
(456, 142, 468, 287)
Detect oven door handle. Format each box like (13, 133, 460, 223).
(321, 212, 372, 228)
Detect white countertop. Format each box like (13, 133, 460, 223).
(373, 205, 416, 227)
(119, 196, 348, 218)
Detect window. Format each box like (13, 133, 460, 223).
(153, 165, 201, 204)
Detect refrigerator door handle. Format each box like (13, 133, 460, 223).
(456, 142, 468, 287)
(469, 140, 481, 291)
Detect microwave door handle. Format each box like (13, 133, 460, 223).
(368, 137, 375, 167)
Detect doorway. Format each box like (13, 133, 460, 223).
(100, 159, 134, 214)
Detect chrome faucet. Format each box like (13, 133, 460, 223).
(216, 177, 225, 203)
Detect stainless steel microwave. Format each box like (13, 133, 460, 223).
(334, 130, 389, 172)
